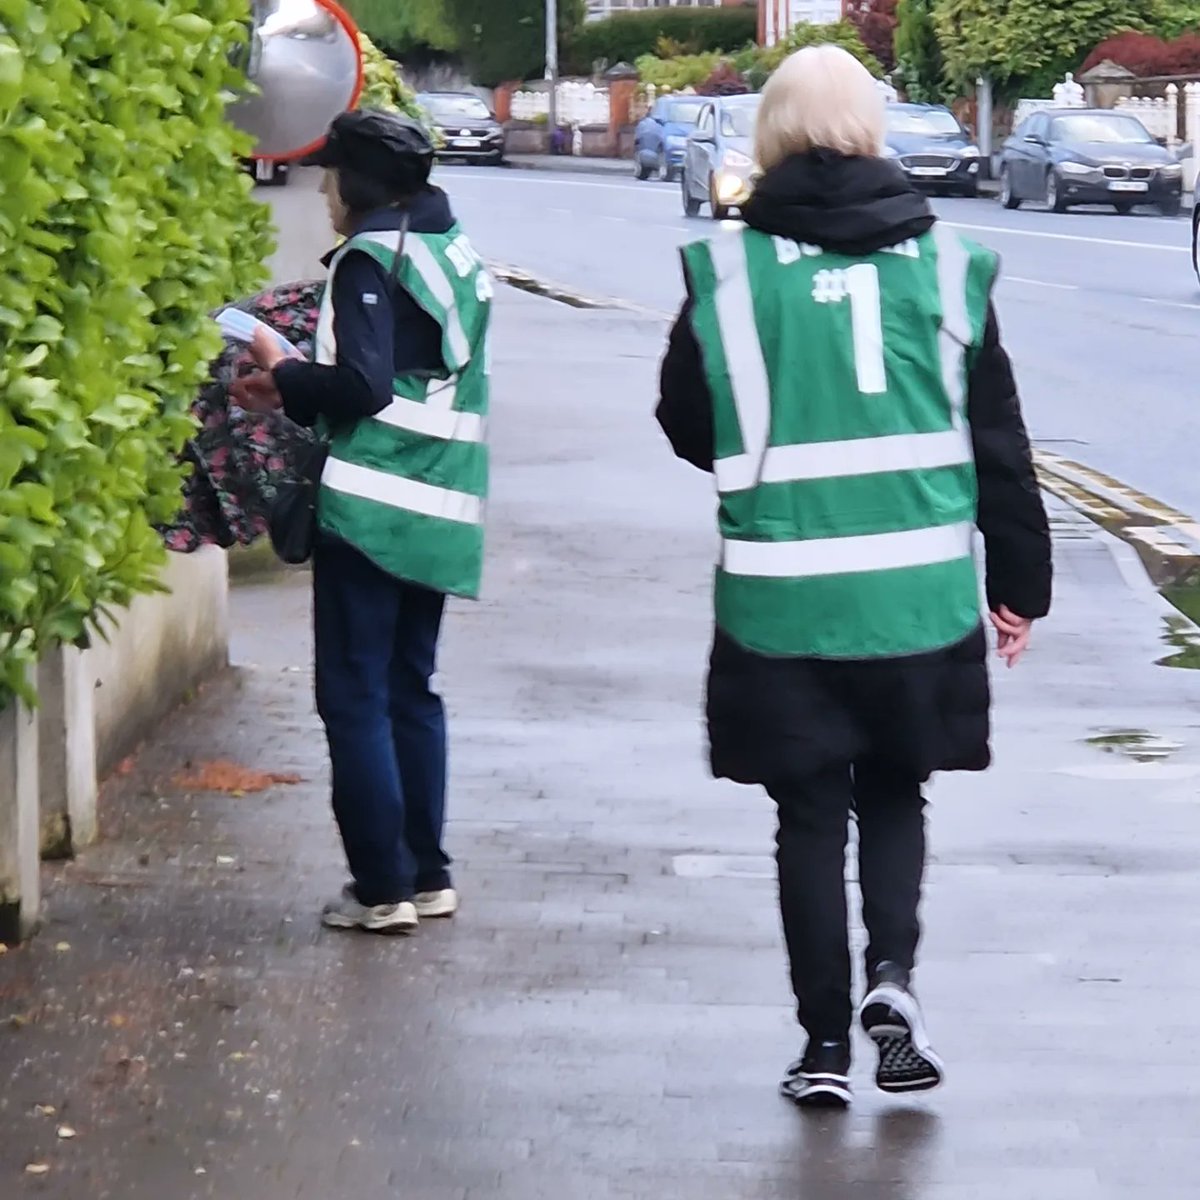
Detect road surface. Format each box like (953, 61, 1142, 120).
(434, 165, 1200, 517)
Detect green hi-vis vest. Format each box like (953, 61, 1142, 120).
(315, 225, 492, 598)
(683, 224, 998, 660)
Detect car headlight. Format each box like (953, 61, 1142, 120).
(1058, 161, 1096, 176)
(724, 149, 753, 170)
(1160, 162, 1184, 176)
(960, 145, 981, 158)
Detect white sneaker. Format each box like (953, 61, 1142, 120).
(413, 888, 458, 919)
(321, 886, 418, 934)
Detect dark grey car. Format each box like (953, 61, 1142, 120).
(998, 108, 1183, 216)
(418, 92, 505, 165)
(681, 94, 761, 221)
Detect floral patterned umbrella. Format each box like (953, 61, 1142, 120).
(160, 280, 323, 553)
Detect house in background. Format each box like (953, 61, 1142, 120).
(759, 0, 847, 44)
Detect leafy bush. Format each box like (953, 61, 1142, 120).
(0, 0, 271, 703)
(343, 0, 459, 54)
(697, 62, 751, 96)
(847, 0, 900, 72)
(741, 21, 884, 91)
(635, 51, 724, 92)
(895, 0, 947, 101)
(1082, 30, 1200, 75)
(359, 32, 426, 119)
(567, 8, 759, 72)
(446, 0, 586, 87)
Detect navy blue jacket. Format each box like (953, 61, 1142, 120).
(274, 186, 454, 428)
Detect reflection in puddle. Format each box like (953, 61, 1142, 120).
(1085, 728, 1183, 762)
(1159, 614, 1200, 670)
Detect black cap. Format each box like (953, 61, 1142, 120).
(301, 108, 435, 189)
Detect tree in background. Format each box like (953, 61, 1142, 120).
(343, 0, 458, 54)
(934, 0, 1163, 98)
(445, 0, 585, 87)
(846, 0, 900, 72)
(894, 0, 945, 100)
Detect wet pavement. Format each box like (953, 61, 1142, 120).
(4, 291, 1200, 1197)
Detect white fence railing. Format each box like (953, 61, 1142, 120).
(1115, 88, 1180, 145)
(511, 81, 610, 126)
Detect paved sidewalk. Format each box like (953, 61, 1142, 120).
(504, 153, 634, 178)
(3, 290, 1200, 1198)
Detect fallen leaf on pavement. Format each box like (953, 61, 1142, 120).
(57, 1126, 76, 1140)
(34, 1104, 56, 1117)
(25, 1162, 50, 1176)
(54, 943, 71, 953)
(172, 761, 304, 794)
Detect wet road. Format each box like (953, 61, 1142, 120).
(436, 165, 1200, 517)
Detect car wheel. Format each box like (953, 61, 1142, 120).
(710, 177, 732, 221)
(1159, 197, 1182, 218)
(635, 154, 652, 182)
(1046, 171, 1068, 213)
(999, 166, 1020, 210)
(960, 182, 978, 199)
(658, 154, 675, 183)
(682, 173, 701, 218)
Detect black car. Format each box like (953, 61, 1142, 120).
(999, 108, 1183, 216)
(884, 103, 981, 197)
(417, 92, 504, 165)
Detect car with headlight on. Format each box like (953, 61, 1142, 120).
(681, 93, 761, 220)
(634, 96, 705, 182)
(884, 103, 981, 197)
(417, 91, 505, 165)
(999, 108, 1182, 216)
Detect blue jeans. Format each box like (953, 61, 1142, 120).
(312, 538, 451, 906)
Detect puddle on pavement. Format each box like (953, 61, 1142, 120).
(1085, 728, 1183, 763)
(1159, 578, 1200, 669)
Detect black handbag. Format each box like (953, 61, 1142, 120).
(269, 437, 329, 565)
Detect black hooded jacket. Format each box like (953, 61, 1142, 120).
(656, 151, 1052, 785)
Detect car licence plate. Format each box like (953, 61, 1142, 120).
(453, 138, 482, 148)
(1108, 180, 1148, 192)
(909, 166, 947, 177)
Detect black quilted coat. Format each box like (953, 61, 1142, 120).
(656, 151, 1053, 786)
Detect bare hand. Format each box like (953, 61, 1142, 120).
(249, 324, 293, 371)
(229, 370, 283, 414)
(989, 605, 1033, 669)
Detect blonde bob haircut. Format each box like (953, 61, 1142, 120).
(754, 44, 886, 172)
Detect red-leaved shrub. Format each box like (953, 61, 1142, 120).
(1082, 31, 1200, 77)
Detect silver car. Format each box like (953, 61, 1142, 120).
(681, 94, 761, 220)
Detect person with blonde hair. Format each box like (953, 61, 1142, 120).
(657, 46, 1051, 1107)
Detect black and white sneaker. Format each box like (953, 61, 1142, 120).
(780, 1040, 853, 1109)
(859, 962, 944, 1094)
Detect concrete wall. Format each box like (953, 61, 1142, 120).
(0, 546, 229, 940)
(89, 548, 230, 776)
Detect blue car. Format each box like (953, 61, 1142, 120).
(634, 96, 706, 182)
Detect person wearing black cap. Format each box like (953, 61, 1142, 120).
(233, 109, 493, 935)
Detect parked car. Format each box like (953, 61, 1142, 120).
(245, 157, 289, 187)
(417, 92, 504, 165)
(681, 94, 762, 220)
(1192, 172, 1200, 284)
(998, 108, 1183, 216)
(883, 103, 980, 197)
(634, 96, 705, 182)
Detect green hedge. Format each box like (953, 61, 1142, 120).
(566, 8, 759, 73)
(0, 0, 272, 703)
(359, 32, 425, 119)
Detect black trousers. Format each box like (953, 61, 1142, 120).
(768, 760, 926, 1041)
